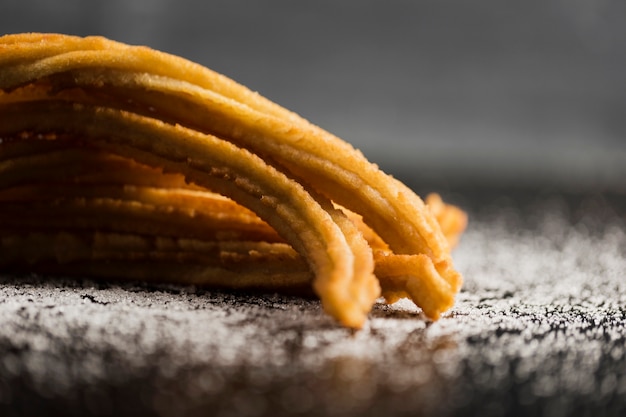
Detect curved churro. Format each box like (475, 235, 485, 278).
(0, 33, 467, 326)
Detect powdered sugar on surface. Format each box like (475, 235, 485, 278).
(0, 192, 625, 417)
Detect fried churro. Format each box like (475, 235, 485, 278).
(0, 33, 467, 327)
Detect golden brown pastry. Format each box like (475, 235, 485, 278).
(0, 33, 467, 327)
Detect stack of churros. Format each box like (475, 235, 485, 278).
(0, 33, 467, 328)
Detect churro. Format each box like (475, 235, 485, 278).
(0, 33, 467, 327)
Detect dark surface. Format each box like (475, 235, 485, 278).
(1, 187, 624, 417)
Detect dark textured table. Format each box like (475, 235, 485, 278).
(1, 187, 624, 417)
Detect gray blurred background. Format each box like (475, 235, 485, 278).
(2, 0, 625, 190)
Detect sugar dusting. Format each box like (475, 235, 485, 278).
(0, 195, 625, 416)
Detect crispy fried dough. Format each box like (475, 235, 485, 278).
(0, 33, 467, 326)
